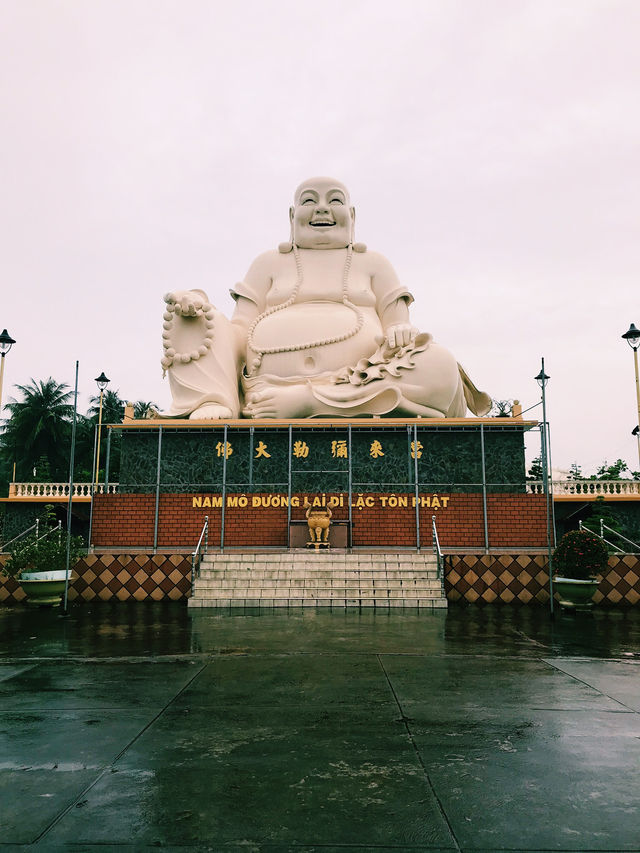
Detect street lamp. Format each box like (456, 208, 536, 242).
(621, 323, 640, 468)
(0, 328, 16, 414)
(94, 372, 110, 488)
(535, 359, 554, 617)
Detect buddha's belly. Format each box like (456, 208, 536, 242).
(248, 302, 382, 378)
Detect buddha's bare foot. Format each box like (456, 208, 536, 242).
(190, 403, 234, 420)
(242, 384, 316, 419)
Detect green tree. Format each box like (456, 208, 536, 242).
(592, 459, 630, 480)
(133, 400, 159, 418)
(87, 389, 125, 425)
(87, 389, 125, 482)
(527, 457, 543, 480)
(30, 455, 52, 482)
(582, 495, 623, 546)
(0, 379, 74, 481)
(567, 462, 583, 480)
(71, 414, 100, 483)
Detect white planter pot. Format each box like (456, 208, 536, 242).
(21, 570, 72, 582)
(19, 570, 73, 607)
(553, 576, 599, 609)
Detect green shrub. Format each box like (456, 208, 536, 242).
(2, 513, 85, 579)
(553, 529, 609, 580)
(2, 534, 38, 578)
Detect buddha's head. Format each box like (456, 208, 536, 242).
(290, 177, 355, 249)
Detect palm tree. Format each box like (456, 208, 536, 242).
(87, 389, 125, 425)
(71, 414, 100, 482)
(86, 389, 126, 482)
(0, 378, 74, 481)
(133, 400, 159, 419)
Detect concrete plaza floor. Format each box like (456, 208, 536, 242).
(0, 603, 639, 851)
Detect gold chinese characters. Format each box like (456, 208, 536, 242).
(213, 438, 426, 460)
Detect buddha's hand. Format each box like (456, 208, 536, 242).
(164, 290, 209, 318)
(385, 323, 416, 350)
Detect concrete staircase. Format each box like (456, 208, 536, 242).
(188, 551, 447, 609)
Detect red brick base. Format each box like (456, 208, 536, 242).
(91, 491, 548, 550)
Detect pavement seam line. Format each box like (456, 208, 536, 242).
(31, 659, 209, 845)
(376, 653, 462, 853)
(541, 658, 640, 715)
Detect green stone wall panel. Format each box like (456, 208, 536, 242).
(118, 431, 161, 493)
(482, 430, 527, 492)
(118, 424, 528, 495)
(416, 430, 482, 490)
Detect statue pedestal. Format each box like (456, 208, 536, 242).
(290, 521, 348, 549)
(91, 417, 546, 552)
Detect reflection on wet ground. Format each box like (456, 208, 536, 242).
(2, 601, 640, 660)
(1, 603, 639, 850)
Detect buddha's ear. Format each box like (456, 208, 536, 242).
(351, 207, 366, 252)
(279, 207, 295, 253)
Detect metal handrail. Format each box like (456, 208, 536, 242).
(579, 519, 640, 554)
(2, 519, 62, 554)
(191, 516, 209, 596)
(38, 520, 63, 544)
(2, 519, 40, 550)
(431, 514, 444, 579)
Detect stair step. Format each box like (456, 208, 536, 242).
(196, 573, 442, 580)
(188, 598, 448, 609)
(195, 578, 440, 590)
(200, 556, 439, 565)
(190, 551, 446, 609)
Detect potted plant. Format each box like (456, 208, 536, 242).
(2, 508, 85, 606)
(552, 528, 608, 609)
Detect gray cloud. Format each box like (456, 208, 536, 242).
(1, 0, 638, 474)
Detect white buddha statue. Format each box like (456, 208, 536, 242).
(161, 177, 491, 419)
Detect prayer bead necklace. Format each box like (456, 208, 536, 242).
(160, 298, 215, 374)
(245, 244, 364, 377)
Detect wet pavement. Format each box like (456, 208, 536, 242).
(0, 603, 639, 851)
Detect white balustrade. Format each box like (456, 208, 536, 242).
(11, 482, 119, 498)
(9, 480, 640, 500)
(527, 479, 640, 497)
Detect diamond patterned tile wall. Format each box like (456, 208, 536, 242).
(594, 554, 640, 606)
(0, 553, 191, 605)
(445, 554, 549, 604)
(445, 554, 640, 605)
(1, 553, 639, 606)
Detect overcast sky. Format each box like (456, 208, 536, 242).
(1, 0, 638, 476)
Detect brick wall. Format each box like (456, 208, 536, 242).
(486, 494, 548, 547)
(91, 495, 156, 548)
(91, 491, 548, 550)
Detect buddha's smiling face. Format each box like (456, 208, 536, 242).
(291, 177, 354, 249)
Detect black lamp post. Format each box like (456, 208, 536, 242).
(0, 328, 16, 414)
(535, 359, 554, 617)
(94, 372, 110, 487)
(621, 323, 640, 468)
